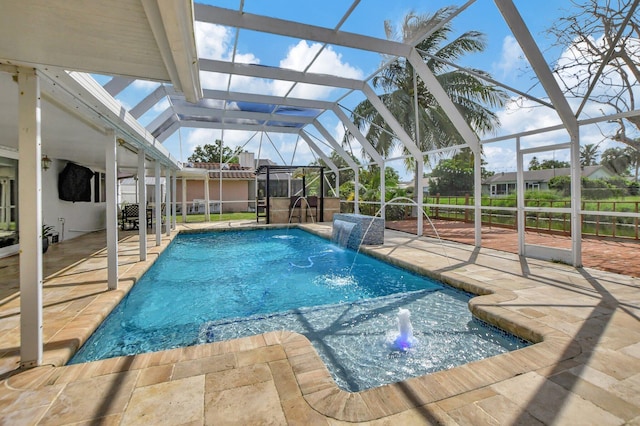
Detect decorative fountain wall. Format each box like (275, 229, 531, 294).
(332, 213, 384, 250)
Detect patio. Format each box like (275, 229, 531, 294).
(1, 222, 639, 424)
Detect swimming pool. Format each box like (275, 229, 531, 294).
(71, 228, 528, 391)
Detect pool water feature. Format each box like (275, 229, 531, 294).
(331, 219, 356, 247)
(70, 228, 529, 391)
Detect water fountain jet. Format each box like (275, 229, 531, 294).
(393, 308, 415, 351)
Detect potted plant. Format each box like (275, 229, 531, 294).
(42, 224, 55, 253)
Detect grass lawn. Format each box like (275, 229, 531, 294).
(425, 195, 640, 212)
(176, 212, 255, 223)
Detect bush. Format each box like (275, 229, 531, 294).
(551, 175, 630, 199)
(549, 176, 571, 196)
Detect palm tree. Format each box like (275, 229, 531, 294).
(580, 143, 599, 166)
(349, 7, 508, 183)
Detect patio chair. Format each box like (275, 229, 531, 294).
(121, 204, 152, 230)
(121, 204, 140, 230)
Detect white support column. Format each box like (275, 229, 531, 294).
(171, 170, 177, 229)
(474, 149, 483, 247)
(154, 161, 162, 246)
(516, 138, 525, 254)
(380, 161, 385, 218)
(204, 173, 210, 222)
(570, 125, 582, 267)
(181, 177, 187, 223)
(105, 131, 119, 290)
(354, 169, 360, 214)
(18, 67, 43, 368)
(165, 166, 171, 236)
(137, 150, 147, 261)
(417, 160, 424, 236)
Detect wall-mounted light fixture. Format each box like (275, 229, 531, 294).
(41, 155, 52, 171)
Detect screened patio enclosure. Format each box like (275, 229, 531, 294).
(1, 0, 639, 367)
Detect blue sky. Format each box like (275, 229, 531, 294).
(108, 1, 633, 181)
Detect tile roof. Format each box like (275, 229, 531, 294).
(208, 170, 255, 180)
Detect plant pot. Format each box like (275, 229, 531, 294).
(43, 237, 49, 253)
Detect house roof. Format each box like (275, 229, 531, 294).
(184, 162, 255, 179)
(483, 165, 613, 184)
(190, 162, 250, 170)
(208, 170, 255, 180)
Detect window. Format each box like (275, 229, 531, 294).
(526, 182, 540, 191)
(93, 172, 106, 203)
(490, 183, 516, 196)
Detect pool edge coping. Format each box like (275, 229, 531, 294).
(25, 222, 577, 423)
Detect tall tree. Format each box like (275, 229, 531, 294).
(529, 159, 571, 170)
(600, 146, 631, 174)
(547, 0, 640, 150)
(187, 139, 242, 164)
(429, 148, 493, 196)
(625, 145, 640, 181)
(580, 143, 600, 166)
(348, 7, 508, 188)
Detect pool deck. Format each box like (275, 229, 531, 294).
(0, 221, 639, 425)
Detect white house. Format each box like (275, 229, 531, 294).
(482, 165, 615, 196)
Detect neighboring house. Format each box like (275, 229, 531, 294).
(175, 152, 256, 213)
(482, 165, 615, 196)
(398, 177, 433, 196)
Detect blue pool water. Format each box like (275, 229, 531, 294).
(71, 228, 528, 391)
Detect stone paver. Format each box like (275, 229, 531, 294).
(0, 220, 638, 425)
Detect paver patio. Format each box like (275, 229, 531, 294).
(387, 218, 640, 278)
(0, 221, 639, 425)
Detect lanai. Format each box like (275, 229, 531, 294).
(0, 0, 638, 373)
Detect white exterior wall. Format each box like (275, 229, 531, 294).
(42, 159, 106, 242)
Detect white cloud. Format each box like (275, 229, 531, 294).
(196, 22, 262, 91)
(185, 128, 220, 152)
(493, 35, 525, 79)
(482, 144, 516, 172)
(281, 40, 363, 78)
(497, 98, 563, 138)
(195, 22, 233, 60)
(272, 41, 364, 99)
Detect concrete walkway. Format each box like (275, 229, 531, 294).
(0, 221, 639, 424)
